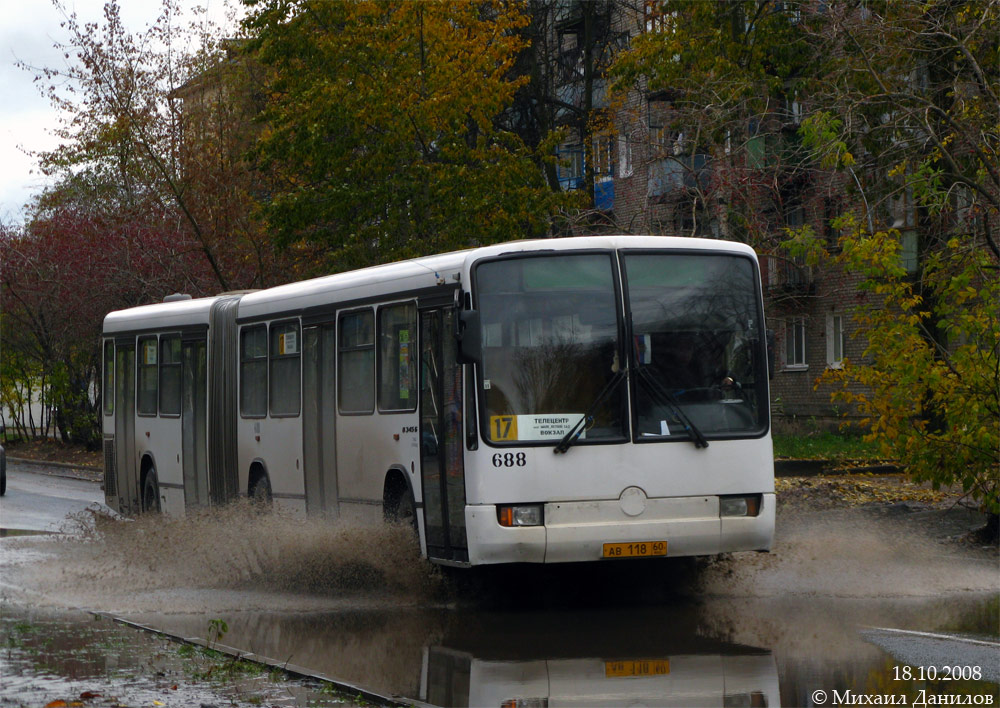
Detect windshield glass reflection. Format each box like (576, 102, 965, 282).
(476, 254, 625, 445)
(624, 253, 767, 440)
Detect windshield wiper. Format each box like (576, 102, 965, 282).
(554, 369, 626, 455)
(636, 366, 709, 449)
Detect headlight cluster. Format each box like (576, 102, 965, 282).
(497, 504, 544, 527)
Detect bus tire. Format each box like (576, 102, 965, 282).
(249, 470, 272, 506)
(396, 484, 417, 534)
(142, 469, 161, 513)
(384, 475, 417, 534)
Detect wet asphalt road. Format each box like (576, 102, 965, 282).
(0, 461, 106, 533)
(1, 461, 997, 707)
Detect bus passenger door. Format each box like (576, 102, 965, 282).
(182, 338, 209, 510)
(419, 307, 469, 563)
(303, 324, 339, 518)
(114, 342, 138, 514)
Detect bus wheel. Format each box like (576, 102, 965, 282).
(142, 470, 161, 513)
(387, 483, 418, 536)
(249, 472, 273, 507)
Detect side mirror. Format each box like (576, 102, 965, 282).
(457, 310, 481, 364)
(766, 329, 775, 380)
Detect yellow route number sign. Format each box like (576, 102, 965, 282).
(490, 415, 518, 442)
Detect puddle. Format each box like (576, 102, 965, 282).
(118, 594, 999, 707)
(1, 500, 995, 706)
(0, 605, 368, 707)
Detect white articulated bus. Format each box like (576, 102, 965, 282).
(102, 236, 774, 566)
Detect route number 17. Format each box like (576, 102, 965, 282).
(490, 415, 518, 441)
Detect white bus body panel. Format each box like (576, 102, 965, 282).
(132, 413, 184, 515)
(238, 416, 305, 513)
(334, 411, 421, 525)
(463, 419, 774, 565)
(103, 296, 221, 518)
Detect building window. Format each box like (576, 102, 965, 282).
(159, 335, 182, 416)
(618, 134, 634, 178)
(270, 321, 301, 417)
(785, 203, 804, 230)
(826, 314, 845, 368)
(649, 124, 668, 158)
(103, 340, 115, 416)
(900, 231, 918, 274)
(556, 144, 584, 190)
(240, 325, 267, 418)
(785, 318, 807, 369)
(137, 337, 158, 416)
(673, 196, 714, 237)
(592, 133, 614, 177)
(644, 0, 670, 33)
(892, 186, 919, 274)
(824, 197, 843, 250)
(378, 303, 417, 412)
(339, 309, 375, 414)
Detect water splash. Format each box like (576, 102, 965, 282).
(1, 502, 442, 613)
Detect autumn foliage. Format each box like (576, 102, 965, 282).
(819, 225, 999, 520)
(244, 0, 574, 267)
(1, 196, 214, 445)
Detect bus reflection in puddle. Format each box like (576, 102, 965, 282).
(120, 608, 778, 708)
(422, 644, 776, 708)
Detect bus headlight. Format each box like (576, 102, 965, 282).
(497, 504, 544, 527)
(719, 494, 762, 517)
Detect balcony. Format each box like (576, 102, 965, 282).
(647, 154, 710, 201)
(763, 255, 814, 295)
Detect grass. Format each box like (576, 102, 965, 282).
(772, 431, 886, 461)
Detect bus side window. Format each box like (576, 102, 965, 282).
(137, 336, 158, 416)
(103, 340, 115, 416)
(377, 303, 416, 412)
(270, 321, 301, 417)
(339, 309, 375, 414)
(159, 335, 182, 416)
(240, 325, 268, 417)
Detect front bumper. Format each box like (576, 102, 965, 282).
(465, 493, 775, 565)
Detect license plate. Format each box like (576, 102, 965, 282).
(605, 659, 671, 678)
(602, 541, 667, 558)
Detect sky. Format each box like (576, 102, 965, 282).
(0, 0, 236, 223)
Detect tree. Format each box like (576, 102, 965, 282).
(0, 193, 213, 447)
(242, 0, 574, 268)
(22, 0, 292, 292)
(500, 0, 628, 217)
(610, 0, 998, 531)
(6, 0, 302, 445)
(610, 0, 820, 248)
(794, 1, 999, 534)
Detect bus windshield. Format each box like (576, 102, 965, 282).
(475, 250, 766, 446)
(624, 252, 766, 440)
(476, 254, 626, 445)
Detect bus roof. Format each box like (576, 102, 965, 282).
(466, 235, 757, 260)
(102, 236, 758, 331)
(236, 250, 470, 321)
(103, 295, 228, 335)
(236, 235, 756, 320)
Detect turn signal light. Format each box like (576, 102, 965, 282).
(719, 494, 762, 517)
(497, 504, 544, 527)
